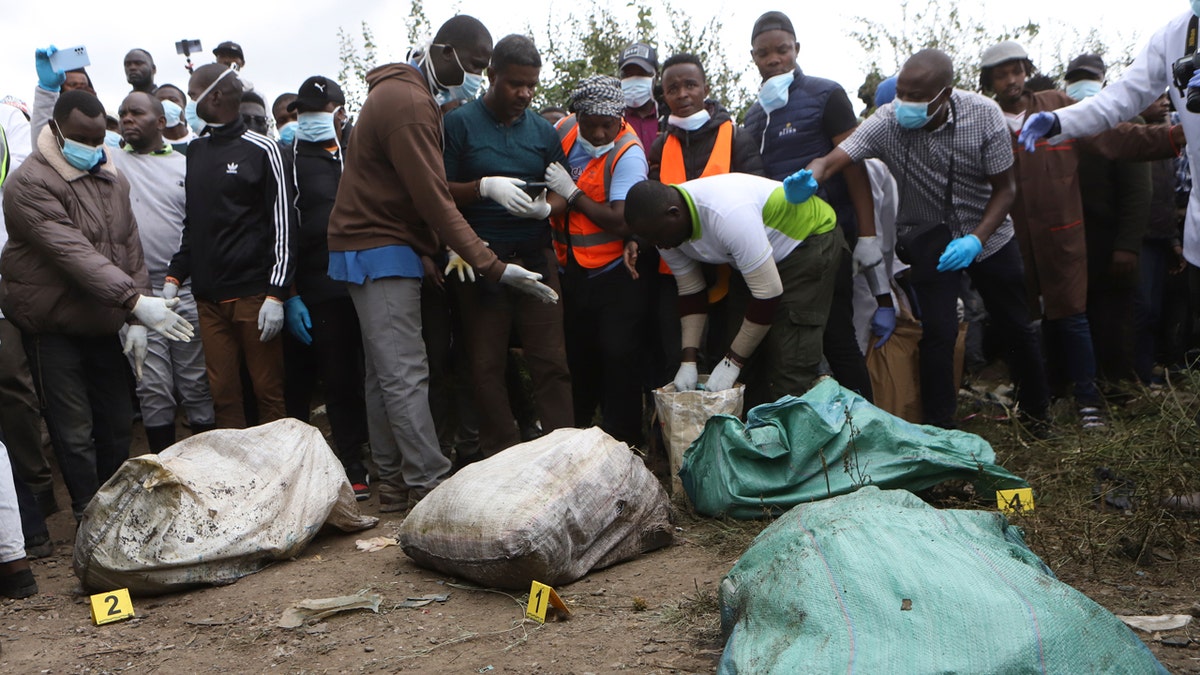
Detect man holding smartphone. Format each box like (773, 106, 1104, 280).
(440, 34, 573, 459)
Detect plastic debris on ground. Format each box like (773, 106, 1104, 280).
(278, 590, 383, 628)
(74, 419, 378, 595)
(1117, 614, 1194, 633)
(399, 427, 674, 590)
(718, 487, 1168, 674)
(681, 378, 1027, 519)
(356, 536, 399, 552)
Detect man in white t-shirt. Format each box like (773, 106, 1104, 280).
(624, 173, 843, 406)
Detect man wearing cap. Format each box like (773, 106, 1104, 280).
(743, 10, 883, 403)
(165, 63, 296, 429)
(213, 42, 254, 91)
(981, 42, 1176, 421)
(327, 16, 556, 512)
(542, 74, 650, 445)
(619, 43, 662, 151)
(806, 49, 1051, 431)
(279, 75, 370, 500)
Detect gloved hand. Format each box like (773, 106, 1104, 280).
(673, 362, 699, 391)
(783, 169, 819, 204)
(544, 163, 581, 200)
(479, 176, 533, 214)
(123, 325, 149, 381)
(161, 281, 179, 300)
(871, 307, 896, 349)
(852, 235, 883, 275)
(705, 356, 741, 392)
(512, 189, 552, 220)
(35, 46, 64, 92)
(444, 250, 476, 283)
(131, 295, 194, 341)
(937, 234, 983, 272)
(1190, 70, 1200, 89)
(500, 263, 559, 304)
(284, 296, 312, 345)
(258, 296, 285, 342)
(1018, 112, 1060, 153)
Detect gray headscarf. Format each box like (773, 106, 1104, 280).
(567, 75, 625, 118)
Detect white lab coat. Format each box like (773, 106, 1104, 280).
(1051, 10, 1200, 263)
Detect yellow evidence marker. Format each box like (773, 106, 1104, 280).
(525, 580, 571, 624)
(90, 588, 135, 625)
(996, 488, 1035, 515)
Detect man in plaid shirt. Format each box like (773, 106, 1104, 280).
(807, 49, 1050, 430)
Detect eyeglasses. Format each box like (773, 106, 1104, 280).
(242, 114, 267, 125)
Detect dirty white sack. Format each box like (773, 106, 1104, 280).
(399, 427, 674, 589)
(653, 380, 743, 494)
(74, 419, 378, 595)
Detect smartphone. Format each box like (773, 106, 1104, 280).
(522, 181, 548, 198)
(175, 39, 202, 56)
(50, 45, 90, 72)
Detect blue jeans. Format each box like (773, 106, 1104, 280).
(1043, 313, 1102, 407)
(23, 333, 132, 520)
(909, 239, 1050, 428)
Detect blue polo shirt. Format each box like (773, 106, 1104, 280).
(443, 99, 565, 243)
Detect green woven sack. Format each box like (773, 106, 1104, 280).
(719, 487, 1166, 674)
(681, 379, 1027, 518)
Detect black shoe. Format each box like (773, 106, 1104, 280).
(0, 564, 38, 599)
(25, 534, 53, 559)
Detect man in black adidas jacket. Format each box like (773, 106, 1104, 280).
(165, 63, 297, 429)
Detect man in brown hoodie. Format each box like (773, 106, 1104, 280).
(327, 15, 557, 512)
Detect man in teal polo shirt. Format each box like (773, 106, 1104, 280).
(442, 34, 573, 457)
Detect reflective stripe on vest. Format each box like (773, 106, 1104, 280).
(551, 115, 640, 269)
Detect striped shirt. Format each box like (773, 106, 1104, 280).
(839, 90, 1015, 260)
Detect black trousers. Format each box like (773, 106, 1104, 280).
(563, 261, 649, 445)
(823, 247, 874, 401)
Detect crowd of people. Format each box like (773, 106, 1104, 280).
(0, 4, 1197, 600)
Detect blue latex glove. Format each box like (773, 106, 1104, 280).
(871, 307, 896, 348)
(937, 234, 983, 272)
(1190, 70, 1200, 89)
(1017, 111, 1059, 153)
(783, 169, 818, 204)
(35, 46, 64, 93)
(284, 296, 313, 345)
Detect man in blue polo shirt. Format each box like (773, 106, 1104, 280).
(442, 34, 574, 458)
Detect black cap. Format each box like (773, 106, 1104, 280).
(213, 41, 244, 58)
(1066, 53, 1106, 80)
(287, 76, 345, 112)
(618, 43, 658, 76)
(752, 11, 795, 41)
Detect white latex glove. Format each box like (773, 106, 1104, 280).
(544, 163, 580, 200)
(161, 281, 178, 300)
(131, 295, 194, 341)
(479, 176, 534, 214)
(500, 263, 559, 304)
(852, 236, 884, 276)
(512, 189, 552, 220)
(258, 297, 285, 342)
(673, 362, 699, 392)
(444, 250, 476, 282)
(705, 357, 741, 392)
(123, 325, 148, 381)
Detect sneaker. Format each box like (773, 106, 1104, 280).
(352, 481, 371, 502)
(377, 482, 409, 513)
(1079, 406, 1106, 430)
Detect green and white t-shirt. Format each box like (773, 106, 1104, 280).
(660, 173, 837, 277)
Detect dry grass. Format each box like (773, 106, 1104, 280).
(659, 579, 722, 646)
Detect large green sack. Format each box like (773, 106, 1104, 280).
(719, 487, 1167, 674)
(680, 378, 1026, 518)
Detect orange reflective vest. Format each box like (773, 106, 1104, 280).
(657, 120, 733, 303)
(551, 115, 641, 269)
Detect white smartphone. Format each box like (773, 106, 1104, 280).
(50, 45, 91, 72)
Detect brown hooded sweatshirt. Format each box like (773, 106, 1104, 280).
(327, 63, 504, 281)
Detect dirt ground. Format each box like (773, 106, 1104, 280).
(2, 397, 1199, 674)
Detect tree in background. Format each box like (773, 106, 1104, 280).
(337, 1, 432, 114)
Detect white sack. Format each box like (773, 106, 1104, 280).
(653, 381, 744, 495)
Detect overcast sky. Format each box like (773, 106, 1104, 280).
(0, 0, 1189, 121)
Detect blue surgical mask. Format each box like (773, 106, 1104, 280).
(161, 99, 183, 128)
(278, 121, 298, 144)
(184, 100, 205, 134)
(296, 112, 336, 142)
(1193, 0, 1200, 17)
(622, 77, 654, 108)
(104, 130, 122, 148)
(894, 88, 948, 130)
(758, 71, 794, 113)
(424, 42, 484, 105)
(1066, 80, 1102, 101)
(54, 122, 104, 171)
(577, 134, 615, 159)
(668, 108, 711, 131)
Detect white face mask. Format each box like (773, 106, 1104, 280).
(668, 108, 711, 131)
(621, 76, 654, 108)
(577, 134, 615, 158)
(758, 71, 794, 113)
(191, 65, 238, 126)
